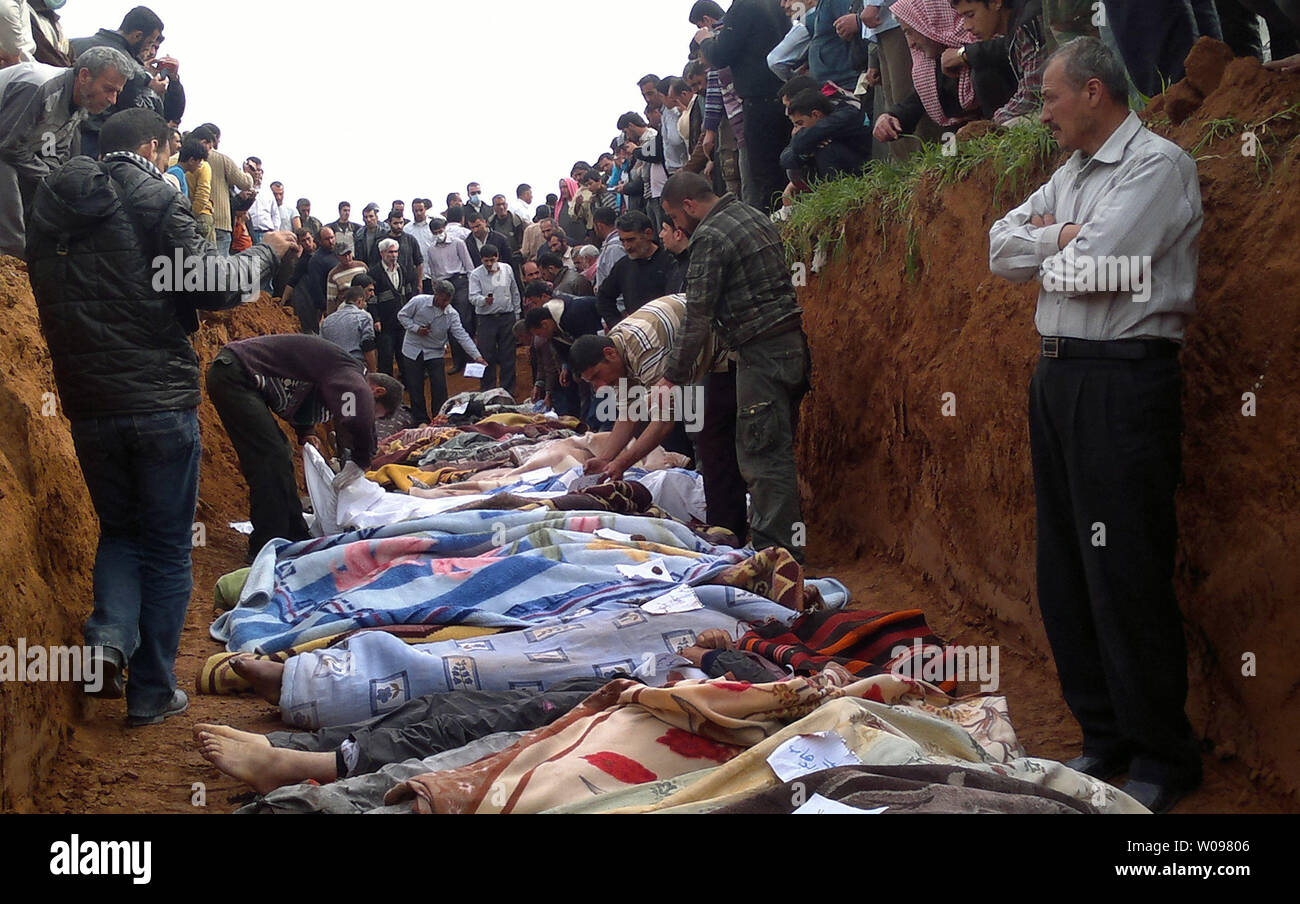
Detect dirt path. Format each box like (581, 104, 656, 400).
(34, 348, 1296, 813)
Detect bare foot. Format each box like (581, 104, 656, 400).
(193, 722, 272, 747)
(230, 656, 286, 704)
(197, 731, 337, 794)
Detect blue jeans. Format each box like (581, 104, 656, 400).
(71, 409, 201, 717)
(215, 229, 232, 255)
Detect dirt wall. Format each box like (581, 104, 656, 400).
(796, 50, 1300, 795)
(0, 257, 299, 811)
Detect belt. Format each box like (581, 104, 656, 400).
(1040, 336, 1180, 360)
(751, 316, 804, 343)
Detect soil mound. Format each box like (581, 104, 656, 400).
(0, 256, 299, 811)
(796, 45, 1300, 797)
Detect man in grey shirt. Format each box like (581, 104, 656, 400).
(320, 285, 378, 372)
(989, 37, 1203, 814)
(397, 281, 487, 424)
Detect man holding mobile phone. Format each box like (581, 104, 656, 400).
(397, 282, 487, 424)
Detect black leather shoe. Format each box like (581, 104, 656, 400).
(85, 645, 125, 699)
(1123, 778, 1197, 814)
(1065, 753, 1130, 781)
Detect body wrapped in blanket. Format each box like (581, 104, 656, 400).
(212, 671, 1148, 814)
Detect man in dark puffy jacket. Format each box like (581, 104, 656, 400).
(68, 5, 186, 159)
(25, 108, 296, 726)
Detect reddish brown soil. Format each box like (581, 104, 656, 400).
(796, 46, 1300, 808)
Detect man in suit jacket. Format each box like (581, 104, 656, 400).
(368, 238, 418, 377)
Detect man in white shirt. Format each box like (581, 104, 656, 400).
(422, 216, 477, 374)
(468, 244, 522, 396)
(270, 180, 296, 233)
(509, 183, 535, 223)
(404, 198, 435, 287)
(988, 38, 1203, 814)
(397, 281, 487, 424)
(244, 156, 281, 243)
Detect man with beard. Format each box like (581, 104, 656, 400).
(660, 171, 810, 560)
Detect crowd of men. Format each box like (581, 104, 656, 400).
(3, 0, 1296, 813)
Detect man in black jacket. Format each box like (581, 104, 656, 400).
(597, 211, 677, 327)
(68, 6, 185, 159)
(25, 108, 295, 726)
(782, 88, 873, 183)
(692, 0, 792, 212)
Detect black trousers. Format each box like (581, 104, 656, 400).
(740, 95, 793, 214)
(375, 319, 402, 379)
(267, 678, 607, 777)
(206, 351, 311, 557)
(1028, 354, 1200, 786)
(446, 274, 474, 371)
(694, 366, 749, 542)
(403, 352, 449, 425)
(1102, 0, 1221, 97)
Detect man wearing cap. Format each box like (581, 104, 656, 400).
(422, 216, 477, 374)
(397, 281, 488, 424)
(469, 244, 522, 396)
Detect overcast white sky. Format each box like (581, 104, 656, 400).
(58, 0, 702, 218)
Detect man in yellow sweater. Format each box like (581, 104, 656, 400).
(192, 121, 250, 253)
(179, 135, 214, 242)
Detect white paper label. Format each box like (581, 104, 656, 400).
(793, 794, 887, 815)
(616, 558, 675, 583)
(641, 585, 704, 615)
(767, 731, 863, 783)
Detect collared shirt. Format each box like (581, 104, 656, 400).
(608, 295, 719, 390)
(862, 0, 900, 38)
(248, 185, 281, 232)
(662, 108, 688, 171)
(594, 230, 626, 291)
(446, 222, 471, 242)
(469, 263, 522, 316)
(424, 233, 475, 281)
(397, 295, 482, 361)
(320, 302, 377, 363)
(989, 112, 1201, 342)
(509, 197, 535, 222)
(767, 21, 811, 81)
(404, 218, 435, 261)
(665, 193, 801, 384)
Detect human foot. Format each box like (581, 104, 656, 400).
(192, 722, 272, 747)
(230, 656, 286, 704)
